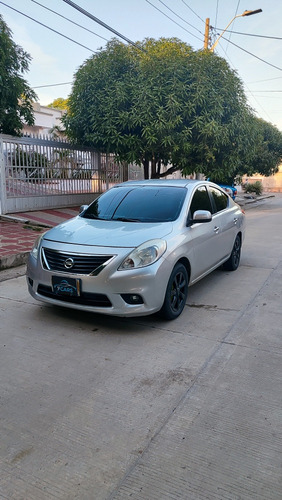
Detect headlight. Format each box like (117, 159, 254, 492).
(119, 239, 167, 270)
(30, 233, 46, 259)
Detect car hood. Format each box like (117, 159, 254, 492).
(43, 216, 174, 248)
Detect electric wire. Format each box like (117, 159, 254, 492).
(145, 0, 203, 42)
(4, 0, 280, 122)
(248, 76, 282, 84)
(245, 90, 282, 93)
(224, 0, 241, 53)
(0, 1, 97, 53)
(220, 35, 282, 72)
(31, 0, 109, 42)
(215, 38, 274, 123)
(157, 0, 203, 35)
(33, 82, 72, 89)
(213, 28, 282, 40)
(62, 0, 143, 50)
(180, 0, 205, 24)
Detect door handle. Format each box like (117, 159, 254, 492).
(214, 226, 219, 233)
(233, 217, 238, 224)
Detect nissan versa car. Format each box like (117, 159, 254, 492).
(27, 180, 245, 320)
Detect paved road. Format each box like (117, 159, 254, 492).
(1, 195, 282, 499)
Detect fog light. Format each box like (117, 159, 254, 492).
(121, 294, 144, 305)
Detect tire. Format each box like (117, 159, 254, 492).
(223, 234, 241, 271)
(160, 263, 189, 320)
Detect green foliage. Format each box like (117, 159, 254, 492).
(243, 181, 263, 196)
(63, 37, 282, 180)
(246, 119, 282, 177)
(0, 15, 37, 136)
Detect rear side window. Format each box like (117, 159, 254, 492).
(189, 186, 213, 217)
(209, 187, 228, 213)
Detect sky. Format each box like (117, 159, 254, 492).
(1, 0, 282, 130)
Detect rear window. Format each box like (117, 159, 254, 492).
(82, 186, 187, 222)
(209, 187, 229, 212)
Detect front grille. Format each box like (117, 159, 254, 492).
(37, 284, 112, 308)
(42, 248, 114, 275)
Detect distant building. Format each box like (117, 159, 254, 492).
(243, 165, 282, 193)
(22, 102, 65, 138)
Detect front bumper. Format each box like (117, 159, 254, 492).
(26, 243, 172, 317)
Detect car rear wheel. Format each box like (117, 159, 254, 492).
(223, 234, 241, 271)
(160, 263, 188, 320)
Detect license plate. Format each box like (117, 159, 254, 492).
(52, 276, 81, 297)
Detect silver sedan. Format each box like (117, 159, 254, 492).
(27, 180, 245, 320)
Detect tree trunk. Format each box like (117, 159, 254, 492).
(157, 160, 161, 177)
(143, 159, 149, 179)
(151, 157, 157, 178)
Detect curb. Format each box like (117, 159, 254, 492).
(0, 251, 29, 271)
(0, 214, 52, 229)
(236, 194, 275, 206)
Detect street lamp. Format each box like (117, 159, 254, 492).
(209, 9, 262, 52)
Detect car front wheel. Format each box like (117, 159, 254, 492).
(223, 234, 241, 271)
(160, 263, 189, 320)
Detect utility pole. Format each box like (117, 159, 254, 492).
(204, 18, 210, 49)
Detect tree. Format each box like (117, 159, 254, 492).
(0, 15, 37, 136)
(245, 118, 282, 177)
(47, 97, 69, 110)
(63, 37, 280, 180)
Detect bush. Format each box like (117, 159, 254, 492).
(243, 181, 263, 196)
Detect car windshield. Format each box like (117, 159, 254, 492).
(82, 185, 187, 222)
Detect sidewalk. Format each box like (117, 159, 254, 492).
(0, 207, 80, 270)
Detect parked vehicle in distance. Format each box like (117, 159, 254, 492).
(217, 183, 238, 200)
(27, 180, 245, 320)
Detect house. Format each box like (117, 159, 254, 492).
(22, 102, 65, 137)
(243, 165, 282, 193)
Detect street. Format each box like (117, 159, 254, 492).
(1, 195, 282, 499)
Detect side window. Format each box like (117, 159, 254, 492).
(209, 187, 228, 213)
(189, 186, 213, 217)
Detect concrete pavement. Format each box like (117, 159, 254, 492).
(0, 194, 282, 499)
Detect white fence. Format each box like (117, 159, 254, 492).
(0, 134, 143, 214)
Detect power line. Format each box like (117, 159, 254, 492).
(221, 35, 282, 72)
(32, 82, 72, 89)
(157, 0, 203, 35)
(248, 76, 282, 84)
(215, 38, 274, 123)
(31, 0, 109, 42)
(245, 90, 282, 93)
(0, 1, 96, 53)
(62, 0, 143, 50)
(180, 0, 205, 24)
(224, 0, 241, 53)
(213, 28, 282, 40)
(145, 0, 203, 42)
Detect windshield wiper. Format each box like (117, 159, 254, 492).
(82, 214, 105, 220)
(114, 217, 141, 222)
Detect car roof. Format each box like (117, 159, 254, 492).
(118, 179, 212, 188)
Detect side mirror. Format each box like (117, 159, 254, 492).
(188, 210, 212, 226)
(79, 204, 89, 214)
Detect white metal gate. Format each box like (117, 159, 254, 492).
(0, 134, 137, 214)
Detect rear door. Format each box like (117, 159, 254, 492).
(208, 186, 238, 260)
(188, 185, 226, 281)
